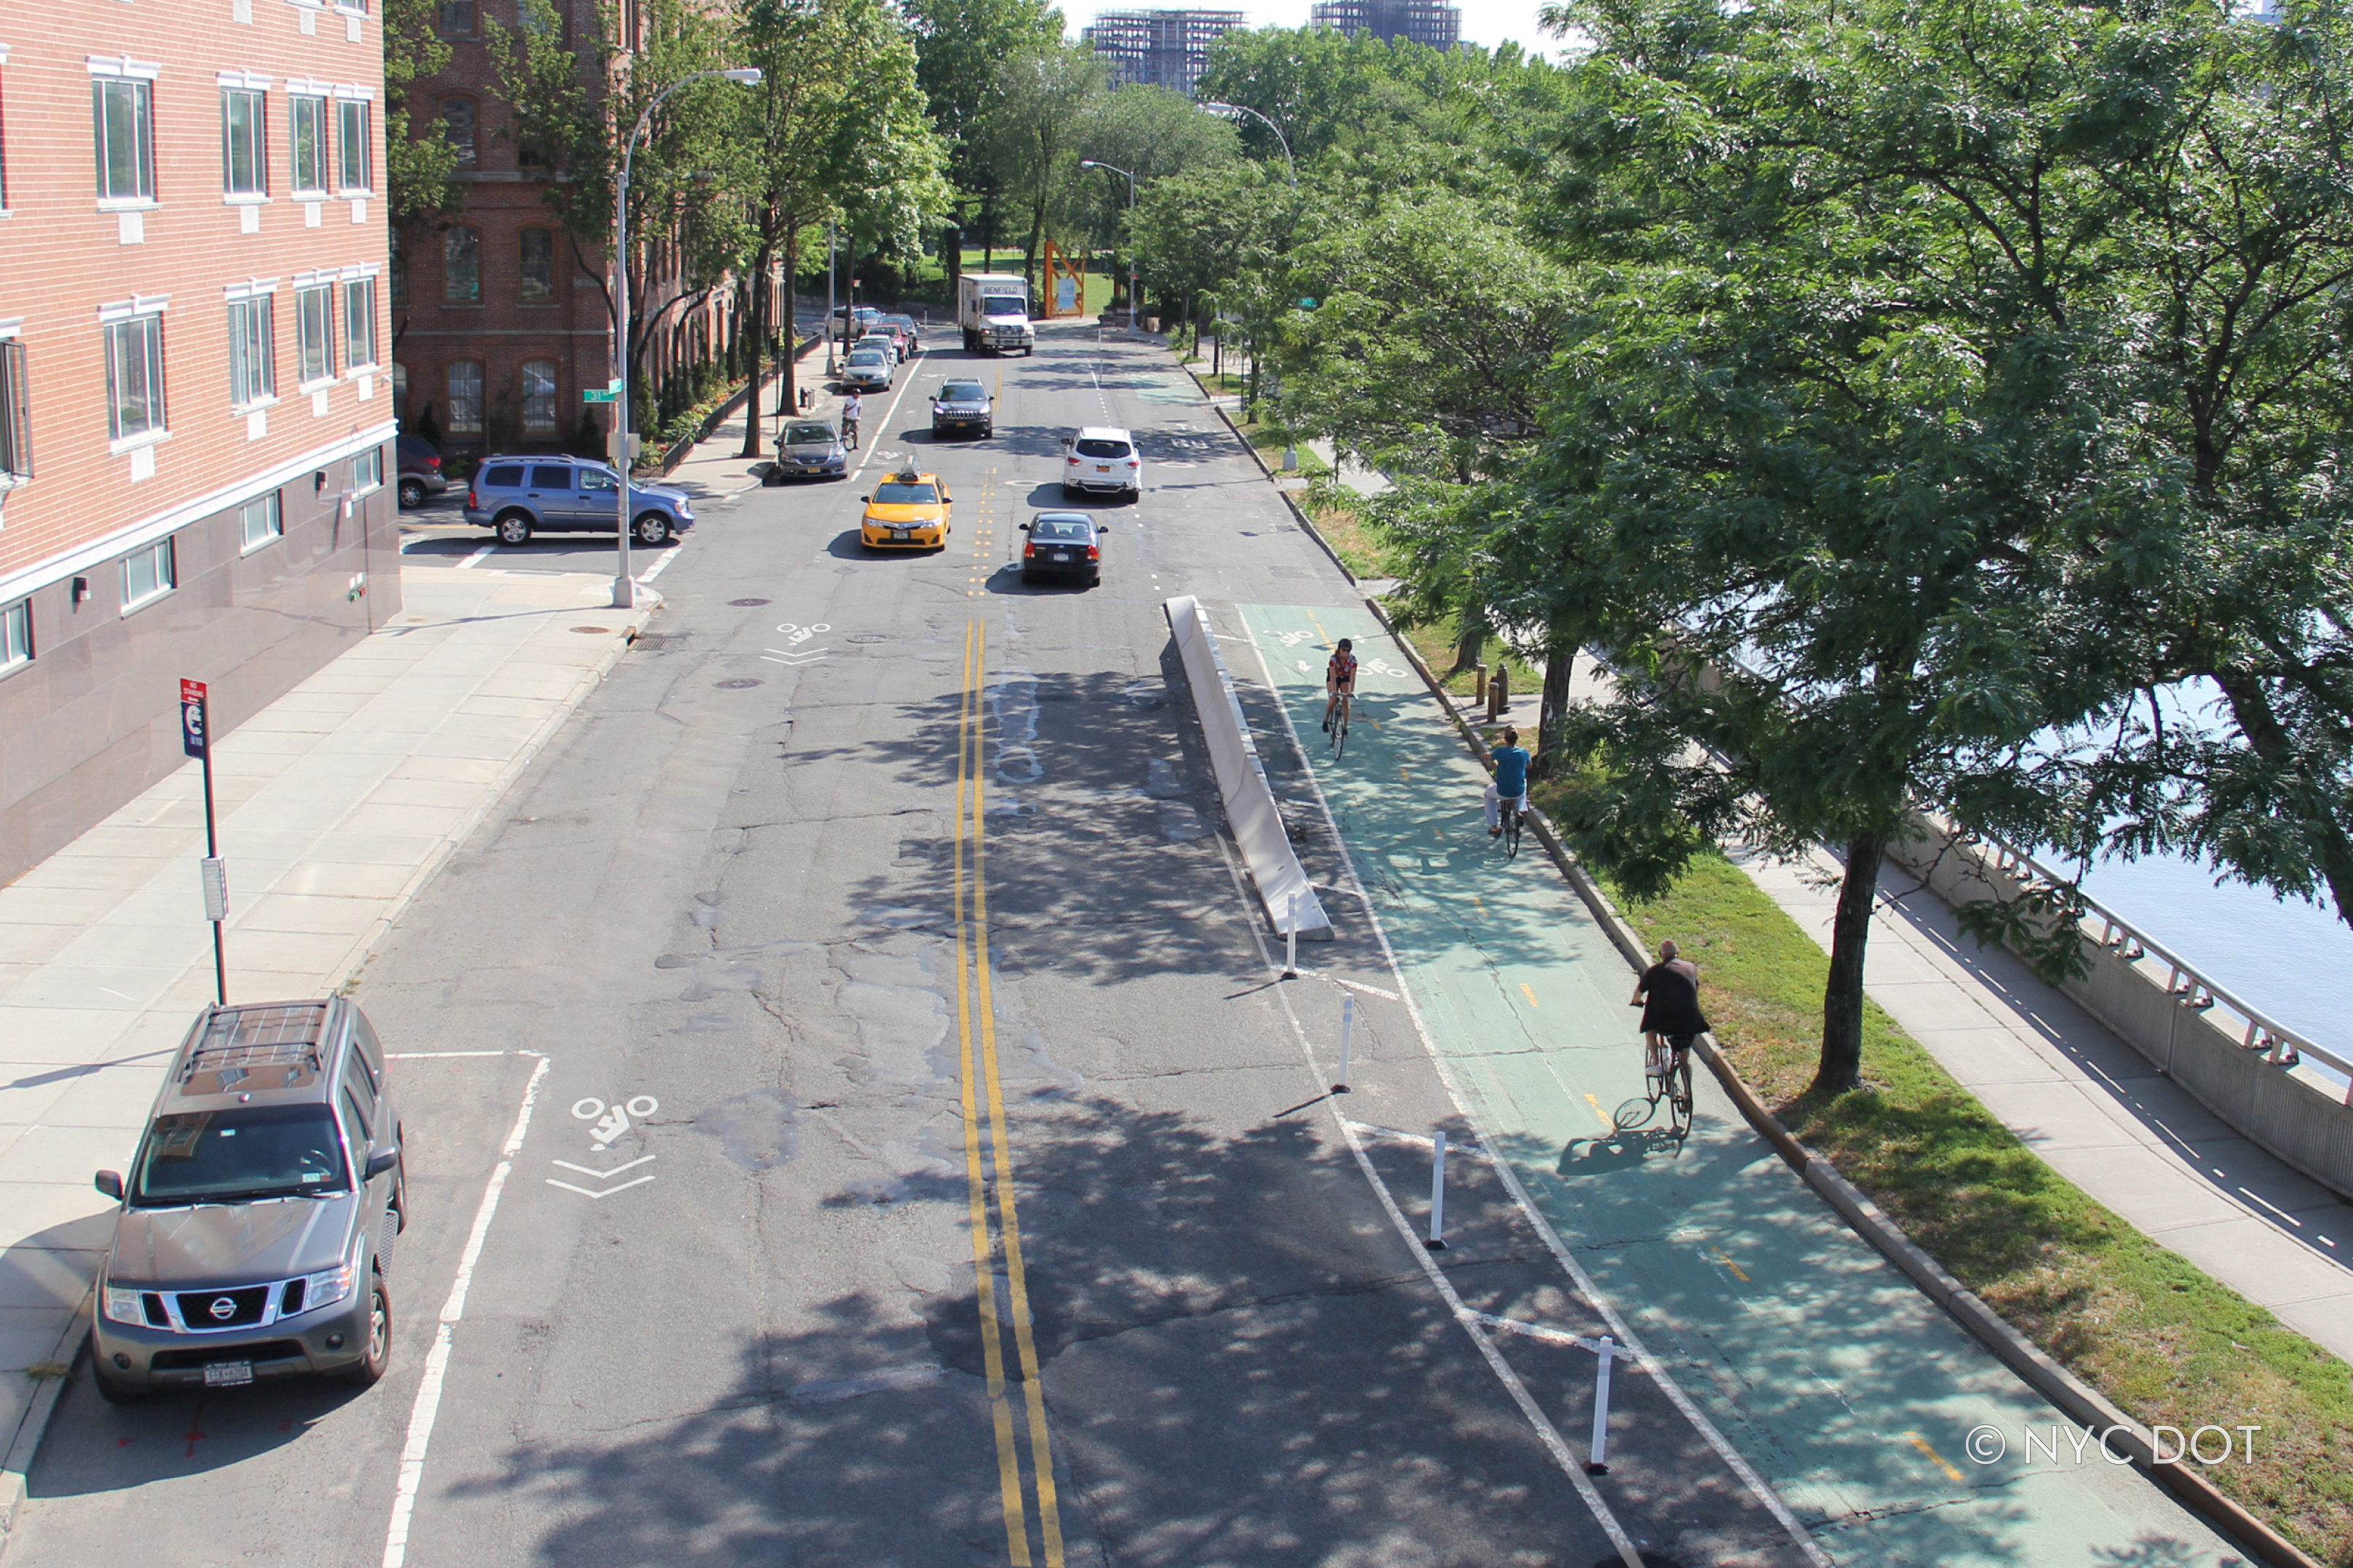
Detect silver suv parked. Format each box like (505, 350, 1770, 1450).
(88, 998, 405, 1400)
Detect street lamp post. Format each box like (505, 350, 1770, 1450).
(825, 221, 838, 375)
(1196, 100, 1297, 190)
(1079, 160, 1138, 332)
(611, 65, 762, 611)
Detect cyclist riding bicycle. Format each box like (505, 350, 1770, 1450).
(1485, 726, 1531, 838)
(841, 391, 863, 449)
(1631, 938, 1710, 1064)
(1321, 638, 1358, 735)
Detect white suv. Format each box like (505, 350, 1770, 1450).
(1061, 426, 1142, 502)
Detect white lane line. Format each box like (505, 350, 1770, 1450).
(1205, 827, 1647, 1568)
(453, 542, 497, 571)
(381, 1052, 551, 1568)
(848, 369, 923, 482)
(1239, 624, 1836, 1568)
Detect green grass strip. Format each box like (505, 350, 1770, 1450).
(1565, 846, 2353, 1562)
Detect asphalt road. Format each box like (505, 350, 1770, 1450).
(9, 324, 1830, 1567)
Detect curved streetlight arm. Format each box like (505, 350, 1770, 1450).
(611, 65, 761, 610)
(1197, 100, 1297, 190)
(1080, 160, 1141, 331)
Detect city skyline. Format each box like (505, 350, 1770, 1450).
(1075, 0, 1570, 54)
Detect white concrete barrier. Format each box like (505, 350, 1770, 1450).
(1164, 595, 1332, 939)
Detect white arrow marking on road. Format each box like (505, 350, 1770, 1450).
(545, 1151, 658, 1199)
(551, 1154, 656, 1177)
(545, 1174, 657, 1199)
(761, 648, 830, 664)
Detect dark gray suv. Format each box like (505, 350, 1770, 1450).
(463, 457, 696, 547)
(89, 998, 405, 1400)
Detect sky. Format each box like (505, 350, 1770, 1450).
(1076, 1, 1575, 57)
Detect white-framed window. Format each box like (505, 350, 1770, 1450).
(295, 282, 333, 384)
(290, 94, 327, 195)
(0, 337, 28, 483)
(1, 598, 30, 674)
(352, 446, 382, 494)
(446, 360, 482, 435)
(122, 535, 175, 610)
(104, 311, 166, 442)
(94, 76, 157, 203)
(239, 491, 282, 550)
(343, 275, 378, 369)
(221, 86, 266, 197)
(335, 98, 370, 192)
(521, 358, 558, 435)
(227, 293, 274, 407)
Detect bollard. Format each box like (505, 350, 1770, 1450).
(1283, 893, 1300, 979)
(1490, 663, 1510, 722)
(1473, 662, 1488, 704)
(1334, 995, 1353, 1093)
(1586, 1335, 1620, 1474)
(1426, 1130, 1448, 1249)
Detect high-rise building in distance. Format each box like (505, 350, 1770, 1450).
(1309, 0, 1463, 51)
(1082, 9, 1247, 95)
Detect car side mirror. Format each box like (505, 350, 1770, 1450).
(858, 495, 869, 503)
(94, 1170, 124, 1200)
(364, 1148, 399, 1180)
(1019, 522, 1032, 531)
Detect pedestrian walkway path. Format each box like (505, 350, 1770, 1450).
(1239, 601, 2249, 1567)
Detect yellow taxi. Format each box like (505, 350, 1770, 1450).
(860, 469, 953, 550)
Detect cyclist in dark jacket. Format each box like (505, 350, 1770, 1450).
(1631, 938, 1710, 1055)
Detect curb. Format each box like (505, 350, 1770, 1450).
(651, 330, 825, 478)
(1369, 589, 2323, 1568)
(1172, 356, 1368, 592)
(0, 1289, 93, 1559)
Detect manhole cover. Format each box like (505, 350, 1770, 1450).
(846, 633, 890, 645)
(716, 678, 762, 690)
(729, 597, 772, 607)
(571, 625, 612, 634)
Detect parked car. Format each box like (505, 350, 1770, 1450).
(930, 379, 993, 439)
(770, 419, 848, 482)
(855, 332, 901, 367)
(396, 434, 449, 510)
(841, 349, 894, 393)
(878, 314, 922, 355)
(831, 305, 882, 338)
(860, 468, 953, 551)
(88, 998, 405, 1400)
(1020, 512, 1108, 586)
(463, 457, 695, 546)
(1061, 426, 1143, 501)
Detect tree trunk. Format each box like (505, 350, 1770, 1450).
(944, 223, 962, 302)
(1814, 829, 1888, 1096)
(738, 233, 773, 459)
(780, 225, 801, 428)
(1535, 644, 1575, 777)
(1448, 615, 1487, 676)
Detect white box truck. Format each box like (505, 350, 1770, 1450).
(958, 273, 1035, 356)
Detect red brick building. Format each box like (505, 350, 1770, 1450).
(0, 0, 399, 885)
(393, 0, 740, 459)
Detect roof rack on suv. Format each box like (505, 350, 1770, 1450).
(180, 1002, 330, 1093)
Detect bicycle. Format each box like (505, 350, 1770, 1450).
(1644, 1034, 1695, 1134)
(1500, 792, 1525, 860)
(1325, 690, 1351, 758)
(841, 418, 860, 451)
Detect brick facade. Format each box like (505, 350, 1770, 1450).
(0, 0, 401, 887)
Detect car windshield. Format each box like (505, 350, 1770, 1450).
(940, 383, 985, 401)
(873, 482, 939, 505)
(1032, 518, 1090, 541)
(784, 422, 835, 446)
(847, 351, 885, 365)
(1075, 438, 1130, 459)
(131, 1104, 349, 1206)
(982, 296, 1024, 316)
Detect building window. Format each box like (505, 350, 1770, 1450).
(390, 229, 407, 304)
(444, 226, 480, 302)
(518, 0, 558, 34)
(123, 536, 175, 610)
(337, 99, 371, 192)
(296, 282, 333, 384)
(436, 1, 477, 35)
(290, 94, 327, 195)
(240, 491, 282, 551)
(446, 360, 482, 435)
(94, 78, 157, 203)
(440, 98, 476, 166)
(221, 87, 266, 197)
(105, 313, 166, 442)
(353, 446, 383, 494)
(519, 227, 555, 301)
(1, 598, 28, 674)
(521, 359, 558, 435)
(228, 295, 275, 407)
(392, 361, 409, 419)
(344, 276, 378, 369)
(0, 340, 28, 483)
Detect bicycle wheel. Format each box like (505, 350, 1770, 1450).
(1670, 1050, 1695, 1132)
(1503, 804, 1522, 860)
(1329, 704, 1349, 759)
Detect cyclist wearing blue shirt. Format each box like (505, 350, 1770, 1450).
(1485, 727, 1531, 836)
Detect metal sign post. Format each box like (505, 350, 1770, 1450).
(181, 677, 227, 1003)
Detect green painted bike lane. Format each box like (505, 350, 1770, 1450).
(1239, 603, 2251, 1568)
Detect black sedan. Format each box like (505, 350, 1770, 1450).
(1019, 513, 1108, 586)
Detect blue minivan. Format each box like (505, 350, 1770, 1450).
(462, 457, 696, 547)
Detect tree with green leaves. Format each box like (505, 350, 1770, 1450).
(976, 44, 1111, 296)
(385, 0, 462, 224)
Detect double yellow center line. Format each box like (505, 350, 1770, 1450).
(955, 618, 1067, 1567)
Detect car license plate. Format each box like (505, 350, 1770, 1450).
(1096, 464, 1111, 473)
(1051, 550, 1072, 562)
(893, 529, 910, 541)
(203, 1360, 253, 1387)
